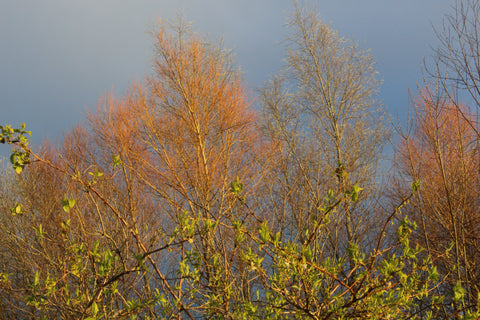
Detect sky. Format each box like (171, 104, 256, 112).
(0, 0, 454, 158)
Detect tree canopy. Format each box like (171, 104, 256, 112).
(1, 1, 480, 319)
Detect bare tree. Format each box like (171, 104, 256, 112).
(393, 86, 480, 316)
(260, 1, 389, 262)
(429, 0, 480, 138)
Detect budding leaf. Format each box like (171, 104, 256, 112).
(259, 221, 270, 243)
(411, 180, 421, 193)
(230, 176, 243, 195)
(112, 154, 122, 168)
(88, 168, 103, 178)
(10, 203, 22, 216)
(351, 184, 363, 202)
(91, 301, 99, 316)
(453, 281, 466, 303)
(33, 271, 40, 287)
(34, 224, 45, 241)
(62, 196, 75, 213)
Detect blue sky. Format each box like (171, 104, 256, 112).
(0, 0, 454, 157)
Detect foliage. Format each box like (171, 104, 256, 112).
(0, 123, 31, 174)
(0, 2, 473, 319)
(0, 121, 457, 319)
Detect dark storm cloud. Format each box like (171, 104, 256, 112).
(0, 0, 454, 158)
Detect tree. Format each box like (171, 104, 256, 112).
(0, 120, 446, 319)
(393, 87, 480, 317)
(415, 0, 480, 314)
(108, 19, 272, 317)
(260, 1, 389, 266)
(0, 5, 454, 319)
(429, 0, 480, 139)
(0, 19, 271, 319)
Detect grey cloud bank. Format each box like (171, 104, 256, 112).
(0, 0, 453, 157)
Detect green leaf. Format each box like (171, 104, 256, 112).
(327, 189, 334, 200)
(9, 153, 16, 165)
(61, 219, 71, 232)
(33, 270, 40, 287)
(88, 168, 104, 178)
(351, 184, 363, 202)
(10, 203, 22, 216)
(62, 196, 75, 213)
(14, 165, 23, 174)
(9, 149, 30, 174)
(90, 240, 100, 258)
(259, 221, 270, 243)
(112, 154, 122, 168)
(91, 301, 99, 316)
(34, 224, 45, 241)
(453, 280, 465, 303)
(429, 265, 439, 282)
(411, 180, 421, 193)
(230, 176, 243, 195)
(0, 273, 10, 285)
